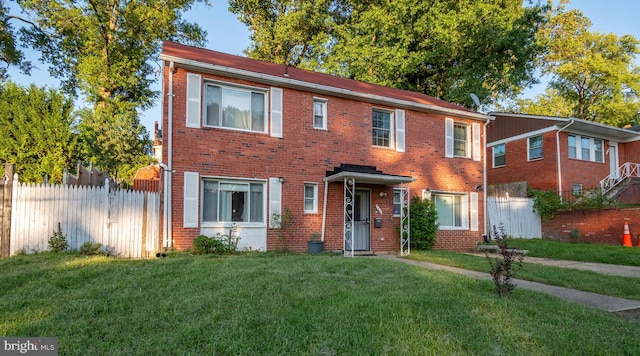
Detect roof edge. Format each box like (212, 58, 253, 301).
(161, 54, 491, 122)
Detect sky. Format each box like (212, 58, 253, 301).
(6, 0, 640, 135)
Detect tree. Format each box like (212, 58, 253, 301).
(0, 82, 79, 183)
(0, 1, 35, 79)
(231, 0, 547, 108)
(17, 0, 207, 177)
(409, 196, 438, 250)
(518, 0, 640, 126)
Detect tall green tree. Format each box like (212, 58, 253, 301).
(0, 0, 35, 79)
(0, 82, 79, 183)
(516, 0, 640, 126)
(230, 0, 547, 108)
(17, 0, 207, 177)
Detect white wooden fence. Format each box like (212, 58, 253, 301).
(9, 175, 160, 257)
(487, 196, 541, 239)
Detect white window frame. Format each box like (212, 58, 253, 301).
(313, 98, 327, 130)
(393, 188, 405, 217)
(453, 123, 471, 158)
(573, 183, 583, 195)
(493, 143, 506, 168)
(528, 135, 543, 161)
(304, 183, 318, 214)
(203, 81, 268, 133)
(432, 192, 468, 230)
(568, 134, 604, 163)
(372, 108, 395, 148)
(201, 177, 267, 227)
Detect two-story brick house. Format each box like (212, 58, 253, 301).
(487, 112, 640, 202)
(159, 41, 491, 254)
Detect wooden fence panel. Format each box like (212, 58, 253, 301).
(9, 178, 160, 258)
(487, 196, 542, 239)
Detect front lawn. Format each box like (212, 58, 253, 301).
(1, 253, 638, 354)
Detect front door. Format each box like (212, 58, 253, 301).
(353, 190, 371, 251)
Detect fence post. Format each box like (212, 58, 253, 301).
(1, 164, 15, 257)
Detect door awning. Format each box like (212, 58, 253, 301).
(324, 164, 416, 186)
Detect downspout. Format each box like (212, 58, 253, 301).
(556, 120, 574, 198)
(320, 179, 328, 242)
(483, 117, 493, 240)
(165, 61, 175, 248)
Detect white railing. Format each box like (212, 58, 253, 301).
(600, 162, 640, 194)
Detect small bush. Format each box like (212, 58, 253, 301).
(569, 228, 580, 242)
(192, 226, 240, 254)
(486, 224, 523, 297)
(409, 196, 439, 250)
(80, 242, 107, 256)
(48, 223, 68, 253)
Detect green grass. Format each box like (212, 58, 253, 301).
(406, 250, 640, 301)
(505, 238, 640, 266)
(1, 253, 638, 354)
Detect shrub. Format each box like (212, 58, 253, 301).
(486, 224, 524, 297)
(80, 242, 107, 256)
(48, 223, 68, 253)
(192, 225, 240, 254)
(409, 196, 439, 250)
(272, 207, 294, 252)
(529, 188, 567, 221)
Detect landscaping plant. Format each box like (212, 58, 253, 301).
(47, 222, 68, 253)
(409, 196, 439, 250)
(486, 224, 524, 297)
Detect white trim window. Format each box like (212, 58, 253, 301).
(453, 123, 470, 158)
(304, 183, 318, 213)
(204, 82, 267, 133)
(568, 134, 604, 163)
(445, 119, 480, 160)
(202, 178, 265, 224)
(493, 143, 506, 167)
(528, 135, 543, 160)
(313, 98, 327, 130)
(573, 183, 583, 195)
(433, 192, 468, 229)
(372, 108, 394, 148)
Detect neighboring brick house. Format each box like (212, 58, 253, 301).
(487, 112, 640, 202)
(158, 41, 491, 254)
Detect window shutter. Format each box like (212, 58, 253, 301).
(183, 172, 199, 228)
(269, 178, 282, 227)
(461, 194, 469, 230)
(186, 73, 201, 128)
(445, 118, 454, 158)
(470, 192, 478, 232)
(396, 109, 405, 152)
(270, 87, 283, 138)
(472, 123, 481, 161)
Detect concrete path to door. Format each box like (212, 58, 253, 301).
(374, 254, 640, 318)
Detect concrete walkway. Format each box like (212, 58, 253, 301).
(374, 254, 640, 317)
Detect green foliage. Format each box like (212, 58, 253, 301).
(568, 228, 580, 243)
(47, 224, 68, 253)
(409, 196, 438, 250)
(192, 226, 241, 254)
(528, 188, 567, 221)
(515, 0, 640, 126)
(486, 224, 523, 297)
(79, 242, 108, 256)
(571, 188, 616, 210)
(231, 0, 548, 108)
(0, 3, 33, 79)
(272, 207, 294, 252)
(0, 82, 80, 183)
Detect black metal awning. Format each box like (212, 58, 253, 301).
(324, 164, 415, 186)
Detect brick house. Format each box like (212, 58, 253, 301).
(486, 112, 640, 202)
(158, 41, 491, 254)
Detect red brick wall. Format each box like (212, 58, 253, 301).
(163, 65, 486, 252)
(542, 208, 640, 245)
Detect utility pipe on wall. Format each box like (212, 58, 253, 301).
(483, 117, 494, 240)
(164, 61, 175, 248)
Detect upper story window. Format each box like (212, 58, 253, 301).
(372, 109, 393, 147)
(313, 98, 327, 130)
(204, 83, 266, 132)
(202, 179, 265, 223)
(454, 123, 470, 157)
(304, 183, 318, 213)
(568, 134, 604, 163)
(493, 143, 506, 167)
(528, 135, 543, 160)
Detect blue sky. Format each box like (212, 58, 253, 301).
(6, 0, 640, 134)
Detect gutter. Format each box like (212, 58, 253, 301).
(556, 120, 575, 198)
(165, 61, 175, 248)
(483, 116, 494, 239)
(159, 55, 491, 122)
